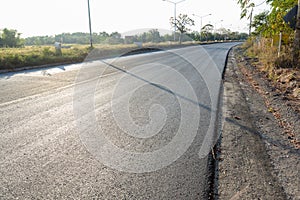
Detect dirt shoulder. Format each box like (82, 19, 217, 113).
(216, 46, 300, 199)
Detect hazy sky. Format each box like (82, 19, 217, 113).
(1, 0, 269, 38)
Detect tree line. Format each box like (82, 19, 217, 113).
(0, 27, 248, 48)
(25, 29, 239, 46)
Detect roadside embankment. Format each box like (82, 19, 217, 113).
(216, 46, 300, 199)
(0, 42, 199, 73)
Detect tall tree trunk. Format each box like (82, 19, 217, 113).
(293, 0, 300, 68)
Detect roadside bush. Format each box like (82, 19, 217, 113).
(42, 47, 55, 56)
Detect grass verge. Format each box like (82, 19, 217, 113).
(241, 38, 300, 101)
(0, 42, 200, 72)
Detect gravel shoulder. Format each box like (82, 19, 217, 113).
(217, 46, 300, 199)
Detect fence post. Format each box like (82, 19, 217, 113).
(278, 32, 282, 57)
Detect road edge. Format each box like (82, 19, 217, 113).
(214, 46, 289, 199)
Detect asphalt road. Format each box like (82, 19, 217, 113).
(0, 43, 238, 199)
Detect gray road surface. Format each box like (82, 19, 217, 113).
(0, 43, 238, 199)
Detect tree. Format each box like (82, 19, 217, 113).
(237, 0, 292, 35)
(148, 29, 162, 43)
(251, 11, 269, 36)
(0, 37, 3, 47)
(106, 32, 123, 44)
(201, 24, 214, 41)
(188, 31, 200, 41)
(163, 34, 174, 42)
(1, 28, 24, 47)
(267, 0, 297, 36)
(170, 14, 195, 44)
(237, 0, 255, 19)
(237, 0, 300, 68)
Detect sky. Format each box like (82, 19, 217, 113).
(0, 0, 270, 38)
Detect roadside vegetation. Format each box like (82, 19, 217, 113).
(0, 24, 248, 71)
(0, 42, 204, 71)
(237, 0, 300, 101)
(232, 0, 300, 153)
(0, 45, 89, 70)
(0, 42, 198, 71)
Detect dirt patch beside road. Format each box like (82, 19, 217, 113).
(217, 46, 300, 199)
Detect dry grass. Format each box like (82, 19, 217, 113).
(0, 45, 90, 70)
(237, 43, 300, 149)
(0, 42, 199, 71)
(242, 37, 300, 101)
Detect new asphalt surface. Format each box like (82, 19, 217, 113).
(0, 43, 238, 199)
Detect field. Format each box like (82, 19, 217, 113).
(0, 42, 199, 71)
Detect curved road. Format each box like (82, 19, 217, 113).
(0, 43, 238, 199)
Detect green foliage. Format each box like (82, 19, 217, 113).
(124, 29, 177, 44)
(237, 0, 298, 38)
(24, 32, 125, 45)
(0, 25, 249, 71)
(251, 11, 269, 36)
(267, 0, 297, 36)
(0, 28, 24, 47)
(187, 29, 248, 42)
(24, 30, 185, 45)
(237, 0, 255, 19)
(147, 29, 162, 43)
(105, 32, 123, 44)
(42, 47, 54, 56)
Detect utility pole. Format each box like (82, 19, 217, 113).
(162, 0, 186, 42)
(87, 0, 93, 48)
(249, 7, 253, 36)
(214, 20, 223, 41)
(193, 14, 211, 41)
